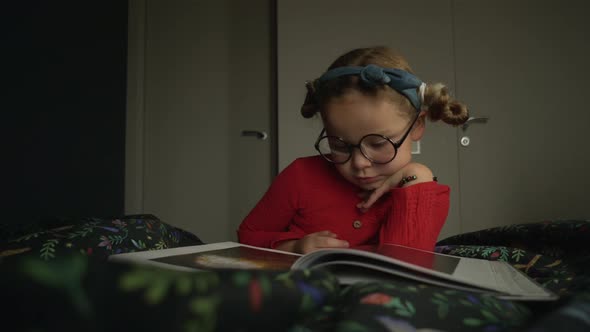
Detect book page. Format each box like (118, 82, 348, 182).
(152, 246, 298, 271)
(293, 244, 558, 300)
(355, 244, 460, 275)
(109, 242, 300, 272)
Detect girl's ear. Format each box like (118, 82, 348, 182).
(410, 112, 427, 141)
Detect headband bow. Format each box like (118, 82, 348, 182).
(316, 64, 425, 111)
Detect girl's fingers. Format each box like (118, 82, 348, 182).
(357, 190, 372, 200)
(316, 230, 337, 237)
(318, 236, 349, 248)
(357, 186, 387, 211)
(300, 234, 349, 253)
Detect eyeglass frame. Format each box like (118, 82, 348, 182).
(313, 110, 421, 164)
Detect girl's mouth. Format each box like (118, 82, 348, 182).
(356, 176, 380, 184)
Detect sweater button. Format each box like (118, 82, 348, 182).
(353, 220, 362, 229)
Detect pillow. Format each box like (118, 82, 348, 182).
(0, 214, 203, 261)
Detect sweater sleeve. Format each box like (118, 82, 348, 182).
(237, 160, 305, 249)
(379, 181, 450, 251)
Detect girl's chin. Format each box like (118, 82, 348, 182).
(357, 181, 383, 191)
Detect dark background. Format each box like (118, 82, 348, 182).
(2, 1, 128, 231)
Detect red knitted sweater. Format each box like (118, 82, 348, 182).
(238, 156, 450, 251)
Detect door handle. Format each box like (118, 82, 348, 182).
(462, 116, 489, 131)
(241, 130, 268, 140)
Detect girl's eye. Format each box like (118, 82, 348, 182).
(369, 141, 388, 149)
(328, 139, 348, 153)
(363, 137, 390, 150)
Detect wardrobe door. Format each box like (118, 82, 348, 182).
(453, 0, 590, 231)
(129, 0, 273, 242)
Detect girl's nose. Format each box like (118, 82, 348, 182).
(350, 148, 372, 169)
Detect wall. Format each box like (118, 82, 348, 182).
(3, 2, 128, 230)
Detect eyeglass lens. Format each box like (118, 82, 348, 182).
(316, 134, 397, 164)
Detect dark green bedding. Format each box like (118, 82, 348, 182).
(1, 215, 589, 331)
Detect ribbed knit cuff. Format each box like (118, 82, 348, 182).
(379, 182, 449, 251)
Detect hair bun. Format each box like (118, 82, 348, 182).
(423, 83, 469, 125)
(300, 103, 317, 118)
(300, 80, 319, 118)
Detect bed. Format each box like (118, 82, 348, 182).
(2, 214, 589, 331)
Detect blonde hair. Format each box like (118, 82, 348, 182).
(301, 46, 469, 125)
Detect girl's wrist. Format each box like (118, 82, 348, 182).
(397, 163, 435, 187)
(398, 175, 438, 187)
(398, 175, 418, 187)
(275, 239, 298, 253)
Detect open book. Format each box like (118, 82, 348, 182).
(108, 241, 558, 301)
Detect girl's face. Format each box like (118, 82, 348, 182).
(322, 90, 424, 191)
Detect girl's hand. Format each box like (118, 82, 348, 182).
(275, 231, 349, 254)
(356, 162, 434, 212)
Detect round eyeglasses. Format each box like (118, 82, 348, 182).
(314, 112, 420, 164)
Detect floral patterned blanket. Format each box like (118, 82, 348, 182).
(1, 215, 589, 332)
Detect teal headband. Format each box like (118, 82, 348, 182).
(316, 64, 424, 111)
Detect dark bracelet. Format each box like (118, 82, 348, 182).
(398, 175, 417, 187)
(398, 175, 438, 187)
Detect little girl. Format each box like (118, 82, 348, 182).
(238, 46, 469, 254)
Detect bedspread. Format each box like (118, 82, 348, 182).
(1, 215, 589, 332)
